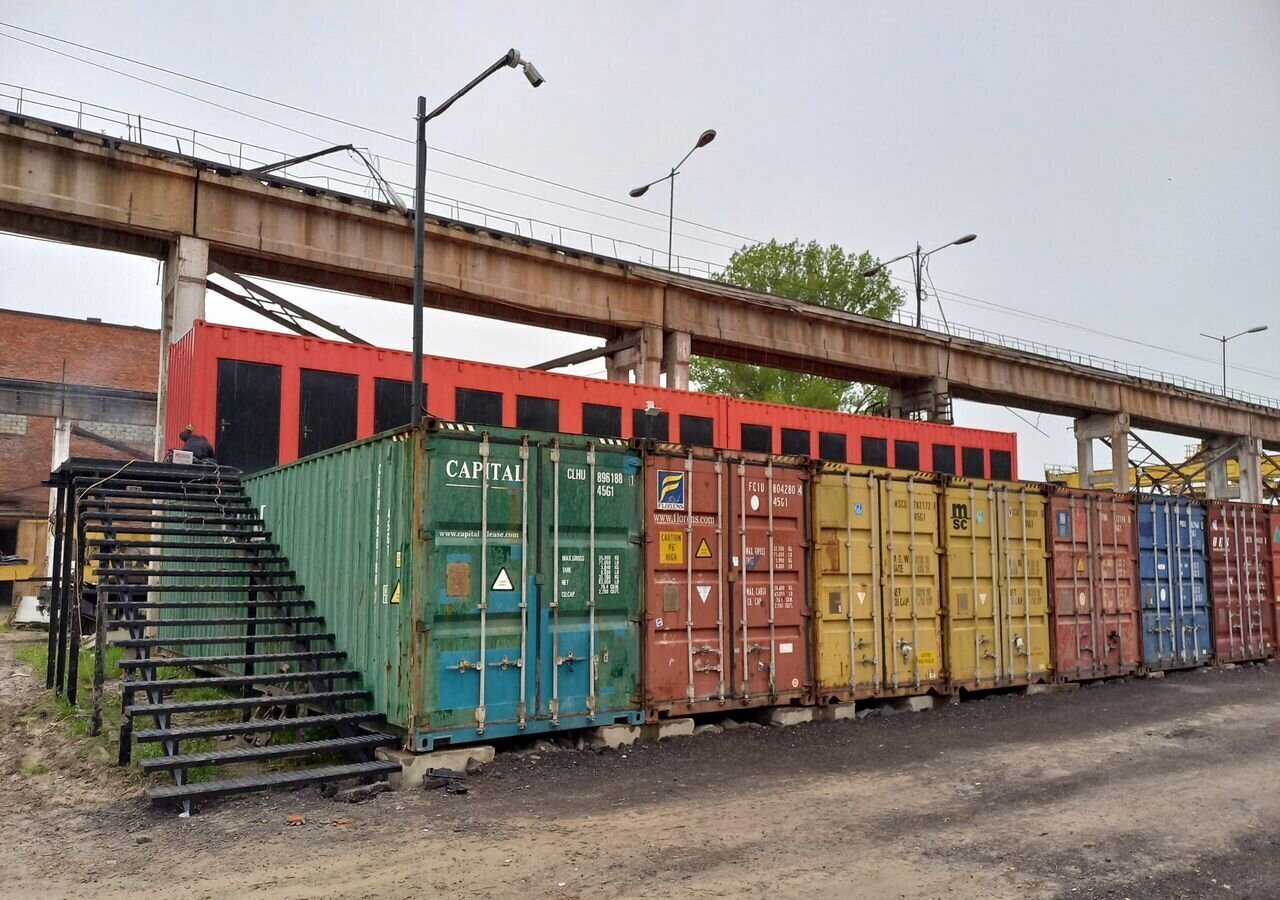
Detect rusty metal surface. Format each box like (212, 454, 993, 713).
(1047, 489, 1142, 680)
(3, 115, 1280, 447)
(642, 446, 811, 719)
(1206, 501, 1275, 662)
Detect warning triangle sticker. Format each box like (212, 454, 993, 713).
(491, 568, 514, 591)
(696, 585, 712, 602)
(695, 538, 713, 559)
(390, 582, 402, 605)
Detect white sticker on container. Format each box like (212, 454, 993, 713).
(750, 494, 761, 511)
(779, 642, 794, 654)
(655, 617, 664, 628)
(791, 678, 799, 688)
(491, 568, 514, 591)
(696, 585, 712, 602)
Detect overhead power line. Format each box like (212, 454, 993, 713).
(0, 21, 762, 246)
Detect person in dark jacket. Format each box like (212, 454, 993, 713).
(178, 425, 218, 465)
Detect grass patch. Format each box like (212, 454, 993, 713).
(21, 761, 49, 777)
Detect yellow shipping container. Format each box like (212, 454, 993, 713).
(812, 465, 945, 702)
(941, 479, 1052, 689)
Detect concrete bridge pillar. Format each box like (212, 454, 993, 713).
(605, 325, 665, 386)
(888, 377, 952, 424)
(1205, 435, 1264, 503)
(662, 331, 691, 391)
(153, 236, 208, 459)
(1074, 413, 1131, 492)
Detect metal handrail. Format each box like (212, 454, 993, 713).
(2, 82, 1277, 410)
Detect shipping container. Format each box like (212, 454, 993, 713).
(1137, 496, 1211, 669)
(1046, 489, 1141, 680)
(642, 445, 811, 718)
(1206, 501, 1275, 662)
(812, 465, 944, 702)
(941, 479, 1052, 690)
(185, 422, 648, 750)
(1271, 510, 1280, 655)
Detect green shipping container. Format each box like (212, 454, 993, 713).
(242, 422, 643, 750)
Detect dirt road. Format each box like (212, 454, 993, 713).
(2, 636, 1277, 900)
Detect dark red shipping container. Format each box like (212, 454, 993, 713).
(1271, 510, 1280, 656)
(642, 445, 811, 719)
(1047, 489, 1142, 680)
(1206, 501, 1275, 662)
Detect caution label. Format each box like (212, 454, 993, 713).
(390, 582, 402, 605)
(695, 538, 713, 559)
(659, 531, 684, 565)
(917, 650, 937, 666)
(696, 585, 712, 603)
(491, 568, 514, 591)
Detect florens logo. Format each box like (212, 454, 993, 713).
(657, 470, 686, 511)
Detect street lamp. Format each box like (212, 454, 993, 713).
(1200, 325, 1267, 392)
(861, 234, 977, 328)
(628, 129, 717, 271)
(412, 49, 544, 423)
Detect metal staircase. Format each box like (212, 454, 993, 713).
(47, 459, 400, 813)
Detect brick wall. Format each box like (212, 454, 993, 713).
(0, 309, 159, 519)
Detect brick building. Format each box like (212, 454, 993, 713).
(0, 308, 159, 607)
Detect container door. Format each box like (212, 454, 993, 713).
(299, 369, 358, 457)
(215, 359, 281, 473)
(424, 432, 533, 741)
(645, 452, 729, 712)
(726, 458, 810, 703)
(998, 486, 1051, 682)
(1184, 504, 1212, 664)
(1209, 503, 1272, 661)
(944, 481, 999, 688)
(1050, 495, 1096, 679)
(1271, 511, 1280, 653)
(1097, 494, 1140, 674)
(812, 468, 880, 700)
(537, 440, 643, 725)
(879, 475, 942, 693)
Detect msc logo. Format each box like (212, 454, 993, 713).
(657, 470, 686, 511)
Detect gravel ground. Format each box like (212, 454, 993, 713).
(1, 634, 1277, 899)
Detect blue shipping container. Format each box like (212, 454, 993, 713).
(1137, 497, 1212, 669)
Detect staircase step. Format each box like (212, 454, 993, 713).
(120, 649, 345, 670)
(94, 569, 296, 579)
(107, 615, 323, 628)
(81, 514, 266, 527)
(93, 554, 288, 565)
(146, 760, 402, 805)
(127, 689, 371, 718)
(140, 733, 400, 771)
(79, 501, 258, 515)
(99, 584, 305, 594)
(91, 541, 279, 551)
(135, 710, 382, 742)
(106, 599, 314, 610)
(117, 633, 333, 649)
(88, 525, 270, 538)
(125, 668, 360, 693)
(79, 489, 250, 503)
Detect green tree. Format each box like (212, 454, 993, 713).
(690, 239, 905, 412)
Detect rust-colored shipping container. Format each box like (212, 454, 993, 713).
(941, 479, 1052, 690)
(812, 466, 945, 702)
(1206, 501, 1275, 662)
(1047, 489, 1141, 680)
(642, 445, 811, 719)
(1271, 510, 1280, 656)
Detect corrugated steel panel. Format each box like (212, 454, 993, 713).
(1206, 501, 1275, 662)
(1047, 489, 1141, 680)
(1137, 496, 1211, 669)
(416, 424, 642, 748)
(942, 479, 1052, 689)
(812, 465, 944, 700)
(1271, 510, 1280, 655)
(246, 429, 417, 727)
(642, 446, 811, 718)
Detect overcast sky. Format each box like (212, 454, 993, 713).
(1, 1, 1278, 478)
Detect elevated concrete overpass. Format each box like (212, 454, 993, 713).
(1, 111, 1277, 496)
